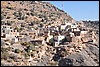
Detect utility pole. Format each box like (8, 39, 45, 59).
(62, 1, 63, 11)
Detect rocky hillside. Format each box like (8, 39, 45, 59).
(83, 20, 99, 35)
(1, 1, 73, 26)
(82, 20, 99, 30)
(1, 1, 99, 66)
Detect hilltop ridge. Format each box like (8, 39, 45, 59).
(1, 1, 74, 26)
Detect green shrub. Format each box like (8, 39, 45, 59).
(20, 42, 29, 46)
(49, 38, 55, 44)
(15, 49, 20, 53)
(27, 43, 35, 51)
(14, 27, 20, 32)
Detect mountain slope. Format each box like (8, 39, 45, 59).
(1, 1, 73, 26)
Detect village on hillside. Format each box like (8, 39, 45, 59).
(1, 19, 98, 65)
(1, 1, 99, 66)
(1, 20, 97, 47)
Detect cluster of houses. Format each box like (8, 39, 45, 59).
(41, 21, 88, 47)
(1, 20, 89, 47)
(1, 25, 19, 43)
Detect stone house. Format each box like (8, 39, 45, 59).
(11, 37, 19, 43)
(46, 31, 70, 47)
(72, 28, 81, 36)
(1, 25, 13, 35)
(80, 31, 88, 37)
(71, 24, 78, 29)
(53, 34, 72, 47)
(65, 22, 72, 27)
(1, 25, 13, 38)
(60, 24, 67, 30)
(1, 25, 20, 42)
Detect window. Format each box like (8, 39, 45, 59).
(3, 30, 5, 33)
(11, 30, 13, 32)
(10, 27, 12, 29)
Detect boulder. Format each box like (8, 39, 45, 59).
(74, 62, 81, 66)
(41, 56, 49, 64)
(36, 62, 45, 66)
(58, 58, 73, 66)
(66, 53, 89, 66)
(80, 50, 90, 60)
(88, 45, 99, 57)
(52, 54, 60, 61)
(84, 47, 93, 56)
(81, 60, 93, 66)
